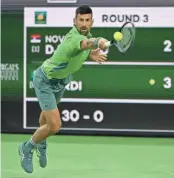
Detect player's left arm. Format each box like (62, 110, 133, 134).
(88, 48, 107, 63)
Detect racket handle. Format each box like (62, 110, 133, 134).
(105, 41, 111, 47)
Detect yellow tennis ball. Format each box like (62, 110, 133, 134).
(149, 79, 155, 85)
(113, 32, 123, 41)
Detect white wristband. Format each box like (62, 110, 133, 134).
(105, 41, 111, 47)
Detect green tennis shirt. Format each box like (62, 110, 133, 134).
(41, 26, 92, 79)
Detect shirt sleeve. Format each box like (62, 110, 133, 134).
(70, 34, 87, 51)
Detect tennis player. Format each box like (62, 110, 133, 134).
(18, 5, 108, 173)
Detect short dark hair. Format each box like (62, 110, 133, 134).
(76, 5, 92, 17)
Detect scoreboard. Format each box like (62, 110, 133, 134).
(24, 7, 174, 133)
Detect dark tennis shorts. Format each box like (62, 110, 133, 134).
(33, 66, 72, 110)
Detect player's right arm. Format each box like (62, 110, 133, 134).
(80, 38, 108, 51)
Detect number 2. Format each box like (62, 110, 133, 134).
(163, 40, 172, 52)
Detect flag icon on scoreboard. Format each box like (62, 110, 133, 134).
(30, 34, 41, 43)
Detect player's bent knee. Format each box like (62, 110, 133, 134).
(48, 118, 62, 134)
(43, 108, 62, 134)
(49, 124, 61, 134)
(45, 119, 61, 134)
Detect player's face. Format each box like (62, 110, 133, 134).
(74, 13, 93, 36)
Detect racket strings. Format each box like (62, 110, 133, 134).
(117, 23, 135, 52)
(121, 28, 132, 47)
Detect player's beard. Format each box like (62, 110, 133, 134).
(80, 28, 89, 36)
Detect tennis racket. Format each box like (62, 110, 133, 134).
(105, 22, 136, 53)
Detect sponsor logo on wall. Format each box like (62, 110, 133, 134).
(0, 63, 19, 81)
(35, 11, 47, 24)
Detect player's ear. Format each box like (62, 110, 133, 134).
(73, 18, 76, 25)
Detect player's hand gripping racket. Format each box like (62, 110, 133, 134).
(105, 22, 136, 53)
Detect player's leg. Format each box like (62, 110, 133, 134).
(32, 94, 62, 168)
(39, 111, 46, 126)
(37, 111, 47, 147)
(35, 111, 47, 168)
(31, 78, 62, 140)
(19, 91, 61, 173)
(35, 76, 70, 169)
(18, 67, 61, 173)
(38, 111, 47, 146)
(18, 67, 47, 173)
(35, 88, 65, 168)
(32, 107, 61, 142)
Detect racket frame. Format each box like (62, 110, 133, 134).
(105, 22, 135, 53)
